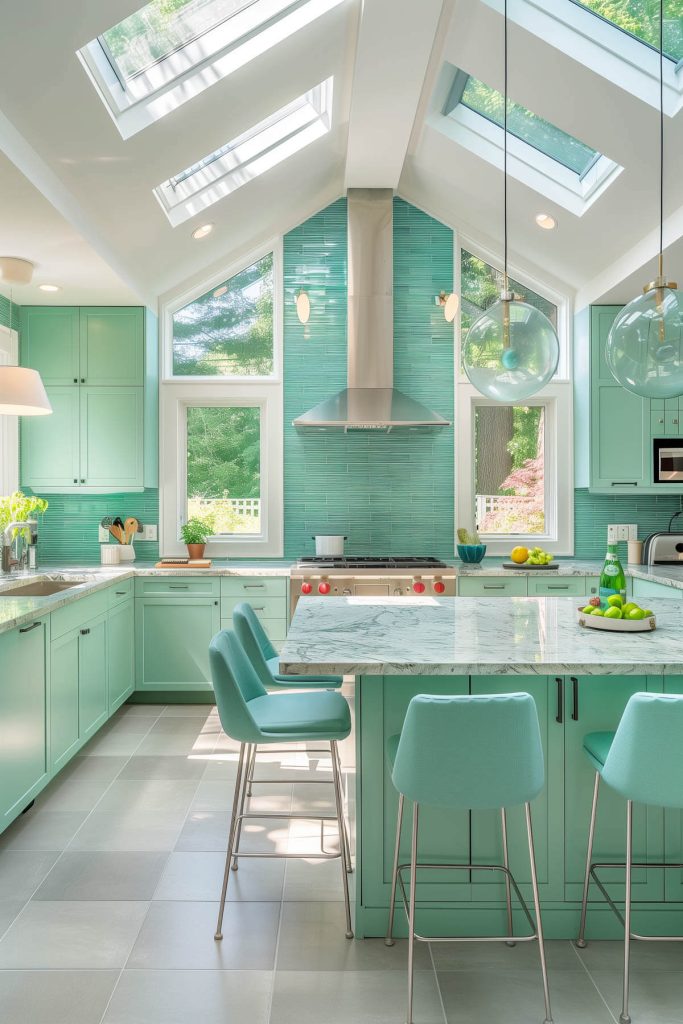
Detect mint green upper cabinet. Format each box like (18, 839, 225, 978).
(80, 308, 144, 386)
(80, 387, 143, 489)
(20, 307, 80, 384)
(21, 386, 80, 488)
(78, 613, 108, 742)
(0, 621, 49, 829)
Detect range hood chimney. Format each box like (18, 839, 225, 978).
(293, 189, 451, 432)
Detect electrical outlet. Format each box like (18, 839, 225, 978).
(98, 526, 109, 543)
(141, 524, 157, 541)
(608, 524, 638, 543)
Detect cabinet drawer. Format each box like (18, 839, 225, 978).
(221, 616, 287, 642)
(221, 595, 287, 620)
(108, 578, 134, 607)
(51, 589, 109, 640)
(220, 576, 288, 599)
(458, 577, 527, 597)
(528, 577, 599, 597)
(135, 577, 220, 598)
(632, 578, 683, 601)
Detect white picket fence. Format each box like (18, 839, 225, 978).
(476, 494, 535, 522)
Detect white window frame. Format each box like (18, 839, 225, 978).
(163, 239, 281, 383)
(77, 0, 346, 139)
(0, 324, 19, 495)
(160, 240, 283, 557)
(456, 383, 574, 556)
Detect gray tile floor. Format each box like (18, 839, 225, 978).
(0, 697, 681, 1023)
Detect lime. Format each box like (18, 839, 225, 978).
(622, 602, 638, 613)
(642, 609, 654, 616)
(627, 608, 645, 620)
(604, 606, 622, 619)
(607, 595, 623, 608)
(591, 608, 605, 616)
(581, 605, 595, 614)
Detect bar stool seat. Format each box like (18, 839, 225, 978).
(582, 731, 614, 772)
(249, 690, 351, 738)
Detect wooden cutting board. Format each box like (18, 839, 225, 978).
(154, 560, 212, 569)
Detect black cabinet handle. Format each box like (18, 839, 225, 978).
(252, 606, 266, 612)
(73, 479, 78, 484)
(169, 585, 189, 589)
(611, 481, 637, 487)
(80, 479, 85, 484)
(73, 378, 78, 383)
(115, 591, 127, 595)
(80, 378, 85, 383)
(547, 585, 570, 590)
(555, 677, 563, 723)
(19, 621, 41, 633)
(483, 584, 505, 590)
(80, 627, 90, 635)
(571, 677, 579, 721)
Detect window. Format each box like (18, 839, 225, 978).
(78, 0, 345, 138)
(0, 326, 19, 495)
(435, 64, 622, 214)
(460, 248, 557, 337)
(572, 1, 683, 62)
(154, 78, 333, 226)
(474, 405, 546, 536)
(171, 252, 274, 377)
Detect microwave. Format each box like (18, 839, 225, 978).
(653, 439, 683, 483)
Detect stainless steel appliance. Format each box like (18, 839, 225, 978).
(642, 532, 683, 565)
(653, 439, 683, 483)
(290, 556, 455, 615)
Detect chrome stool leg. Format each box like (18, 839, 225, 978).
(232, 742, 252, 871)
(501, 807, 515, 947)
(526, 802, 553, 1024)
(215, 742, 247, 940)
(246, 743, 257, 797)
(407, 802, 419, 1024)
(576, 771, 600, 949)
(620, 800, 633, 1024)
(333, 742, 353, 873)
(331, 740, 353, 938)
(385, 792, 405, 947)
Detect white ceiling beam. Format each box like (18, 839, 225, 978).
(345, 0, 445, 189)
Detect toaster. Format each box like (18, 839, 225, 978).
(642, 532, 683, 566)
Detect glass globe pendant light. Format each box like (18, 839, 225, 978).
(463, 0, 559, 402)
(605, 0, 683, 400)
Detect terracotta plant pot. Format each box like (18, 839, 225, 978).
(187, 543, 206, 559)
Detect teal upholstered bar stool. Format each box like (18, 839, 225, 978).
(576, 692, 683, 1024)
(209, 628, 354, 940)
(386, 692, 553, 1024)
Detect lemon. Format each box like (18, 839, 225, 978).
(510, 546, 529, 564)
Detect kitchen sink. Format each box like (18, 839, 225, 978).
(0, 580, 81, 597)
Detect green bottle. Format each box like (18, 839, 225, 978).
(599, 543, 626, 607)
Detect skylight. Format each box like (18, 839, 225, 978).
(154, 78, 333, 225)
(571, 1, 683, 62)
(78, 0, 346, 138)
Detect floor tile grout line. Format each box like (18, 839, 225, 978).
(569, 938, 620, 1024)
(0, 704, 167, 947)
(428, 941, 449, 1024)
(266, 758, 292, 1024)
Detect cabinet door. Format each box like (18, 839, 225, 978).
(632, 579, 683, 602)
(591, 384, 648, 491)
(21, 386, 80, 488)
(665, 411, 681, 436)
(50, 629, 80, 771)
(108, 599, 134, 713)
(78, 614, 108, 742)
(79, 387, 143, 489)
(470, 676, 564, 902)
(358, 675, 472, 912)
(0, 621, 48, 827)
(20, 307, 80, 384)
(135, 597, 220, 691)
(564, 675, 663, 902)
(80, 307, 144, 386)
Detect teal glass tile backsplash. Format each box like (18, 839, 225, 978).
(574, 488, 683, 558)
(0, 294, 21, 332)
(30, 490, 160, 564)
(283, 197, 455, 558)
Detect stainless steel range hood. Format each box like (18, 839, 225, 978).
(293, 189, 451, 432)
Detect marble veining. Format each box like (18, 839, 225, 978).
(454, 559, 604, 577)
(279, 595, 683, 676)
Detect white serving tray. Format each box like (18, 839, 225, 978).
(576, 608, 656, 632)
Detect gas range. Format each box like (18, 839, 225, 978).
(290, 556, 455, 613)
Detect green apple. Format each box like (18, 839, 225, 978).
(622, 602, 638, 613)
(581, 605, 595, 614)
(591, 608, 605, 616)
(604, 606, 622, 619)
(627, 608, 645, 620)
(607, 595, 623, 609)
(642, 609, 654, 616)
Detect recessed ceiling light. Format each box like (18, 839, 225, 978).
(39, 283, 61, 292)
(213, 285, 228, 298)
(192, 223, 214, 240)
(535, 213, 556, 230)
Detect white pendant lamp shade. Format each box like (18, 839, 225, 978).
(463, 297, 559, 402)
(606, 284, 683, 399)
(0, 367, 52, 416)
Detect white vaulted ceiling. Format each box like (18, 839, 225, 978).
(0, 0, 682, 309)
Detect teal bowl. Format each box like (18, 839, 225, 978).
(457, 544, 487, 564)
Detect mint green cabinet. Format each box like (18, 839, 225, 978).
(632, 578, 683, 602)
(21, 386, 80, 488)
(79, 387, 143, 489)
(20, 307, 79, 384)
(79, 613, 108, 741)
(108, 598, 134, 712)
(79, 308, 143, 386)
(135, 596, 220, 691)
(458, 577, 527, 597)
(662, 676, 683, 900)
(50, 629, 80, 771)
(0, 620, 49, 829)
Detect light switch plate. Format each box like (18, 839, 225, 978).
(98, 526, 109, 543)
(141, 524, 157, 541)
(607, 524, 638, 543)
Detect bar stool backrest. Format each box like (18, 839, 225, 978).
(209, 629, 269, 743)
(233, 602, 278, 664)
(602, 692, 683, 808)
(392, 692, 544, 810)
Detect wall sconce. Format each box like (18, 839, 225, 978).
(436, 291, 459, 323)
(295, 290, 311, 325)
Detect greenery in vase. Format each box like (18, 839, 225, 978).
(0, 491, 48, 541)
(457, 528, 481, 546)
(180, 515, 215, 546)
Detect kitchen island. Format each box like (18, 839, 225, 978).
(279, 595, 683, 939)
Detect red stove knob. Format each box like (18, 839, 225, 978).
(412, 580, 426, 594)
(318, 581, 331, 595)
(433, 580, 446, 594)
(300, 582, 312, 595)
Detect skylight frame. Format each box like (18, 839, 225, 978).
(77, 0, 346, 139)
(154, 78, 333, 226)
(570, 0, 683, 65)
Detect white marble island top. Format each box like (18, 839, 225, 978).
(279, 595, 683, 676)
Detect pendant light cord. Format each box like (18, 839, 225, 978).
(659, 0, 664, 273)
(503, 0, 508, 291)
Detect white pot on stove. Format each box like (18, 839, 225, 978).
(313, 535, 347, 557)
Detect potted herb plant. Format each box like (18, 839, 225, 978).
(181, 515, 215, 559)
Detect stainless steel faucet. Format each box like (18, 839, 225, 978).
(1, 521, 37, 574)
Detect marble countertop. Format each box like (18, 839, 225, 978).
(455, 558, 604, 577)
(279, 595, 683, 676)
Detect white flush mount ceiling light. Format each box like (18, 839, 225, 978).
(535, 213, 556, 230)
(0, 257, 34, 286)
(462, 0, 559, 402)
(605, 0, 683, 400)
(192, 223, 214, 239)
(436, 291, 459, 323)
(296, 291, 311, 324)
(39, 283, 61, 292)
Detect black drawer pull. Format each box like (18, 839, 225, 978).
(483, 584, 505, 590)
(252, 606, 266, 612)
(243, 584, 265, 589)
(611, 481, 637, 486)
(80, 628, 90, 635)
(571, 677, 579, 721)
(115, 591, 127, 595)
(555, 677, 563, 724)
(546, 585, 569, 590)
(19, 621, 41, 633)
(169, 585, 189, 589)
